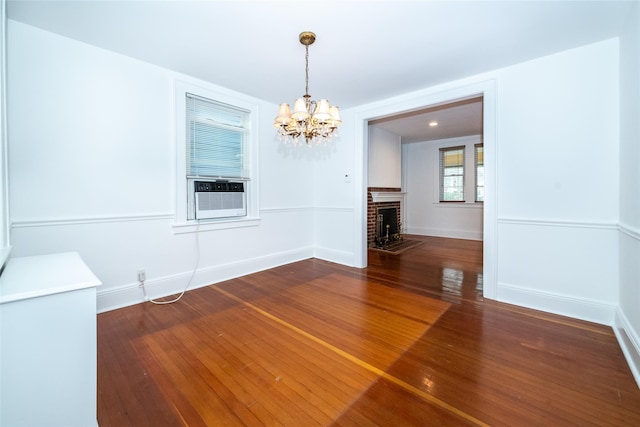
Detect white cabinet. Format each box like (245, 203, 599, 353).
(0, 252, 101, 427)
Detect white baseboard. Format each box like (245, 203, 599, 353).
(313, 246, 356, 267)
(614, 309, 640, 389)
(496, 282, 617, 325)
(97, 246, 314, 313)
(406, 226, 483, 241)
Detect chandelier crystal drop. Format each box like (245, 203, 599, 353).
(273, 31, 341, 145)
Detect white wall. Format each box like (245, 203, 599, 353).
(312, 108, 357, 266)
(347, 38, 621, 325)
(7, 21, 316, 312)
(616, 0, 640, 387)
(368, 126, 401, 188)
(494, 39, 620, 323)
(403, 135, 483, 240)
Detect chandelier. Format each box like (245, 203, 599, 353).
(273, 31, 341, 145)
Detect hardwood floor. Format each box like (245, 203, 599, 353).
(97, 236, 640, 426)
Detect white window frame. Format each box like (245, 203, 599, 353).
(475, 143, 484, 202)
(439, 145, 465, 202)
(173, 80, 259, 233)
(432, 136, 483, 207)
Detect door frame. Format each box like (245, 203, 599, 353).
(352, 79, 498, 300)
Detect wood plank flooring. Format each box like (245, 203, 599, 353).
(97, 235, 640, 426)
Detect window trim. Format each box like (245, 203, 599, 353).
(474, 143, 484, 203)
(173, 80, 259, 232)
(439, 145, 465, 202)
(432, 136, 483, 207)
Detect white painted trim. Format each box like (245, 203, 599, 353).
(498, 217, 619, 230)
(353, 78, 498, 300)
(313, 246, 355, 267)
(0, 0, 9, 269)
(370, 192, 407, 234)
(428, 135, 483, 205)
(0, 245, 10, 272)
(482, 79, 498, 301)
(353, 117, 367, 269)
(496, 281, 616, 325)
(260, 206, 314, 214)
(617, 222, 640, 389)
(11, 213, 173, 228)
(406, 226, 483, 241)
(620, 222, 640, 240)
(370, 192, 405, 203)
(172, 217, 261, 234)
(97, 246, 314, 313)
(173, 79, 260, 224)
(314, 206, 354, 213)
(433, 202, 483, 209)
(614, 308, 640, 389)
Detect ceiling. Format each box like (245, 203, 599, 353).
(7, 0, 633, 141)
(369, 96, 484, 143)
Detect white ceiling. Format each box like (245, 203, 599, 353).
(370, 96, 484, 143)
(7, 0, 633, 141)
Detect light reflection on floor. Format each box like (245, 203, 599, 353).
(439, 267, 483, 302)
(441, 267, 464, 296)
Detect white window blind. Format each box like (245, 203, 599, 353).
(186, 93, 248, 178)
(475, 143, 484, 202)
(439, 146, 465, 202)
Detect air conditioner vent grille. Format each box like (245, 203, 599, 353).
(197, 192, 244, 210)
(193, 180, 246, 219)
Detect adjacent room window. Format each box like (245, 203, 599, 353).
(475, 143, 484, 202)
(186, 93, 249, 179)
(439, 146, 465, 202)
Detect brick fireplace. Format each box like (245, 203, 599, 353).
(367, 187, 404, 247)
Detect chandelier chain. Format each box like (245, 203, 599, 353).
(305, 45, 310, 97)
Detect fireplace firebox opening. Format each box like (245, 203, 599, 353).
(375, 207, 402, 248)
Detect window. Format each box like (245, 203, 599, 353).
(475, 144, 484, 202)
(186, 93, 248, 179)
(439, 146, 465, 201)
(174, 81, 259, 231)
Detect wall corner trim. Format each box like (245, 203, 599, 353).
(496, 281, 617, 325)
(614, 308, 640, 389)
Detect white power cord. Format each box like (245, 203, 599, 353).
(140, 221, 201, 305)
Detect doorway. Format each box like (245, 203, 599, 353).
(353, 79, 497, 300)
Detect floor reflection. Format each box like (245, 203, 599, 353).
(367, 235, 484, 303)
(441, 267, 464, 295)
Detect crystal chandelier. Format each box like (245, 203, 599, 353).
(273, 31, 342, 145)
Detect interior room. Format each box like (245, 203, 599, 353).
(1, 1, 639, 426)
(368, 96, 484, 249)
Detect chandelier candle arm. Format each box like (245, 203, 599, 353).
(273, 31, 341, 145)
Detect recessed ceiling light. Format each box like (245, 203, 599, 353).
(429, 121, 438, 127)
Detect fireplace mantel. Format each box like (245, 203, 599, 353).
(370, 191, 406, 203)
(367, 189, 405, 246)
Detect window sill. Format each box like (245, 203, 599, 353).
(434, 202, 484, 209)
(172, 216, 261, 234)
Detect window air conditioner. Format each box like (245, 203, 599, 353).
(193, 180, 246, 220)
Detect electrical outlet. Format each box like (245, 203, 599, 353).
(137, 269, 146, 282)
